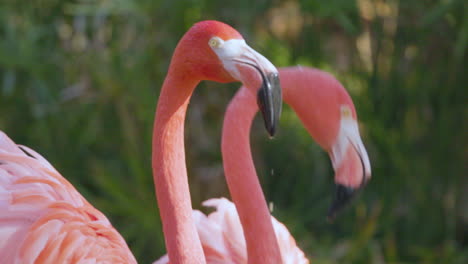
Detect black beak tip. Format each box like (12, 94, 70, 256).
(257, 72, 282, 138)
(266, 123, 276, 137)
(327, 184, 359, 221)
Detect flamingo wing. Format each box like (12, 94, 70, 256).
(0, 131, 136, 264)
(154, 198, 309, 264)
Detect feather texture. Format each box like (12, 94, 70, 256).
(0, 131, 136, 264)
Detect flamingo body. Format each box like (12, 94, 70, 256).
(0, 131, 136, 263)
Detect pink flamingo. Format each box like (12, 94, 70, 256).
(0, 21, 282, 263)
(156, 66, 371, 263)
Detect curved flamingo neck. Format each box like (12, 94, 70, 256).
(152, 68, 206, 263)
(222, 89, 282, 264)
(280, 67, 354, 150)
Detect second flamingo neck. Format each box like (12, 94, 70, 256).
(222, 89, 282, 263)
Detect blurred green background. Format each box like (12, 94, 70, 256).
(0, 0, 466, 263)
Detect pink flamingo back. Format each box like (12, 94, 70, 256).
(0, 131, 136, 264)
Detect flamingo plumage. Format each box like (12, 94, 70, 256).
(157, 66, 371, 263)
(0, 131, 136, 263)
(0, 20, 282, 263)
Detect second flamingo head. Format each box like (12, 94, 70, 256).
(278, 66, 371, 219)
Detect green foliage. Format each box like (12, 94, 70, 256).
(0, 0, 466, 263)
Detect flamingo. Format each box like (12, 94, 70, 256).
(156, 66, 371, 263)
(0, 20, 283, 263)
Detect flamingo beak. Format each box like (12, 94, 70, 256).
(209, 38, 282, 137)
(257, 72, 281, 137)
(327, 116, 371, 220)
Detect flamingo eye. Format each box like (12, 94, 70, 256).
(340, 106, 352, 119)
(208, 37, 223, 48)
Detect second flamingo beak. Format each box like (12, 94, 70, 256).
(327, 110, 371, 220)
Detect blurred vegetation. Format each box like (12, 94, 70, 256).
(0, 0, 466, 263)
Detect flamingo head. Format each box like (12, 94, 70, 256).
(327, 105, 371, 220)
(280, 67, 371, 219)
(173, 20, 282, 136)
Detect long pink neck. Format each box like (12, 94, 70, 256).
(222, 89, 282, 263)
(152, 69, 206, 263)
